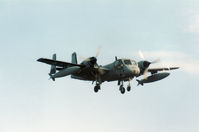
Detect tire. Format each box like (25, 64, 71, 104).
(127, 86, 131, 92)
(121, 87, 125, 94)
(94, 86, 98, 93)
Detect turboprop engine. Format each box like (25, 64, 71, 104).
(138, 61, 151, 74)
(136, 72, 170, 86)
(80, 57, 97, 67)
(137, 50, 160, 75)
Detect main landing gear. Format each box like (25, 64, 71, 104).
(93, 80, 132, 94)
(118, 80, 131, 94)
(119, 85, 125, 94)
(127, 84, 131, 92)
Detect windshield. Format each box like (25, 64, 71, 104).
(124, 60, 132, 65)
(131, 60, 137, 65)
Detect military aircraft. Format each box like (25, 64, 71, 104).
(37, 50, 179, 94)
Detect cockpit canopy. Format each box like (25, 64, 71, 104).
(123, 59, 132, 65)
(123, 59, 137, 65)
(115, 59, 137, 68)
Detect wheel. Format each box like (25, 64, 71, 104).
(120, 87, 125, 94)
(127, 86, 131, 92)
(119, 85, 123, 91)
(94, 86, 99, 93)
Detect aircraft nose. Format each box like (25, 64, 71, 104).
(129, 66, 140, 75)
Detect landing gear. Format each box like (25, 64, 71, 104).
(119, 80, 125, 94)
(120, 87, 125, 94)
(118, 79, 132, 94)
(127, 79, 131, 92)
(127, 85, 131, 92)
(94, 84, 101, 93)
(93, 74, 102, 93)
(120, 85, 125, 94)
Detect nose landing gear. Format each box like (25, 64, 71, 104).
(127, 78, 132, 92)
(127, 85, 131, 92)
(94, 84, 100, 93)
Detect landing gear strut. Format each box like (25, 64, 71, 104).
(119, 81, 125, 94)
(118, 79, 132, 94)
(93, 73, 102, 93)
(127, 80, 131, 92)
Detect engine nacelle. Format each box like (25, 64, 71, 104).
(138, 61, 151, 74)
(80, 57, 97, 67)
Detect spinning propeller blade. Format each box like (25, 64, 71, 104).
(138, 50, 160, 64)
(96, 46, 102, 58)
(138, 50, 145, 60)
(138, 50, 160, 79)
(79, 46, 102, 62)
(143, 69, 148, 79)
(151, 58, 160, 64)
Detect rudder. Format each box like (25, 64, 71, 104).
(71, 52, 77, 64)
(50, 54, 56, 74)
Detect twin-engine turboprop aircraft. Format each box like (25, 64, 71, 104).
(37, 50, 179, 94)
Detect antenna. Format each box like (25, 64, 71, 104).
(115, 56, 118, 61)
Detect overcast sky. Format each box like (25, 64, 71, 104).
(0, 0, 199, 132)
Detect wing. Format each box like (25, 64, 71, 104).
(37, 58, 84, 68)
(148, 67, 179, 74)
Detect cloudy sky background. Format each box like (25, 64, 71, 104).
(0, 0, 199, 132)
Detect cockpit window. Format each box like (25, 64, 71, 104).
(124, 60, 132, 65)
(131, 60, 137, 65)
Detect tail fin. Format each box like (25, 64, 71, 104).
(48, 73, 55, 81)
(136, 79, 143, 86)
(72, 52, 77, 64)
(49, 54, 56, 75)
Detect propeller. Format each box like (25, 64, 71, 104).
(79, 56, 89, 61)
(138, 50, 160, 63)
(79, 46, 102, 62)
(151, 58, 160, 64)
(96, 46, 102, 58)
(138, 50, 145, 60)
(138, 50, 160, 79)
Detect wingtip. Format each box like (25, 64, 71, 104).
(37, 58, 44, 62)
(37, 58, 41, 62)
(173, 67, 180, 70)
